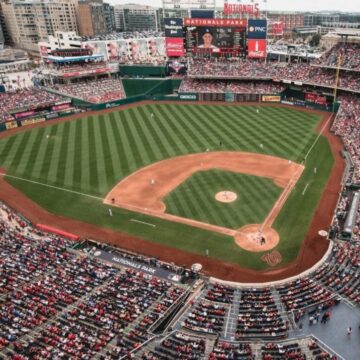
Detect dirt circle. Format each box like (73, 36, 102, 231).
(215, 191, 237, 203)
(234, 224, 280, 252)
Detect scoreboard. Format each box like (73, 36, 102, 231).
(184, 18, 247, 57)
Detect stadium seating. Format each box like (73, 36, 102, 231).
(49, 77, 125, 104)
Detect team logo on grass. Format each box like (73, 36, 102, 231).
(261, 250, 282, 266)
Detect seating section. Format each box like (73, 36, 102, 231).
(314, 241, 360, 304)
(276, 278, 333, 311)
(313, 43, 360, 71)
(182, 300, 227, 334)
(49, 77, 125, 104)
(0, 88, 68, 124)
(261, 342, 306, 360)
(209, 340, 253, 360)
(236, 288, 287, 339)
(179, 79, 285, 94)
(151, 332, 206, 359)
(187, 58, 360, 92)
(205, 283, 235, 304)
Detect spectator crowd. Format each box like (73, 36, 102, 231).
(49, 77, 126, 104)
(0, 88, 69, 124)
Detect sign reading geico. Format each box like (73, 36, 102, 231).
(247, 19, 267, 39)
(179, 94, 198, 101)
(164, 18, 183, 38)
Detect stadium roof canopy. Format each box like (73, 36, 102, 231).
(333, 28, 360, 37)
(46, 54, 104, 63)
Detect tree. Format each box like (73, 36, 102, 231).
(309, 33, 321, 47)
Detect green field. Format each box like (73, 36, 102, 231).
(0, 104, 334, 270)
(165, 170, 282, 229)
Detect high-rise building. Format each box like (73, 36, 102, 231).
(0, 0, 78, 52)
(162, 0, 215, 19)
(77, 0, 115, 37)
(114, 4, 160, 32)
(0, 21, 4, 49)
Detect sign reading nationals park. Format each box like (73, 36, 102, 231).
(184, 18, 247, 27)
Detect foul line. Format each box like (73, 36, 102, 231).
(304, 113, 334, 161)
(0, 172, 102, 201)
(302, 183, 310, 195)
(130, 219, 156, 227)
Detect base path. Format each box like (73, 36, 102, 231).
(104, 151, 304, 251)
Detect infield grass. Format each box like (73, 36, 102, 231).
(0, 104, 333, 270)
(165, 170, 282, 229)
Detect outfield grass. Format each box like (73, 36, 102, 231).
(165, 170, 282, 229)
(0, 104, 334, 269)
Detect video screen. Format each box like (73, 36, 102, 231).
(185, 26, 246, 57)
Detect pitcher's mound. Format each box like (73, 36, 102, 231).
(234, 224, 279, 252)
(215, 191, 237, 203)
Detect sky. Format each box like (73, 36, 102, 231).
(108, 0, 360, 12)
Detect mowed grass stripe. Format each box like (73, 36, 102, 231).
(149, 105, 184, 155)
(164, 105, 210, 152)
(126, 108, 152, 167)
(31, 126, 53, 179)
(87, 116, 100, 193)
(165, 170, 282, 229)
(114, 111, 138, 174)
(93, 115, 108, 194)
(80, 118, 91, 191)
(0, 135, 17, 167)
(130, 107, 158, 163)
(47, 122, 66, 184)
(209, 106, 259, 151)
(177, 105, 223, 149)
(15, 129, 41, 176)
(226, 106, 296, 155)
(37, 125, 58, 181)
(120, 110, 145, 171)
(141, 106, 179, 158)
(23, 128, 46, 177)
(108, 112, 130, 177)
(63, 120, 77, 188)
(196, 172, 233, 227)
(54, 121, 71, 186)
(135, 106, 172, 160)
(72, 119, 84, 191)
(160, 105, 199, 153)
(103, 114, 122, 186)
(8, 131, 31, 174)
(97, 114, 116, 192)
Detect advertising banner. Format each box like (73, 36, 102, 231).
(268, 21, 284, 36)
(166, 38, 185, 57)
(5, 121, 18, 130)
(184, 18, 247, 27)
(179, 93, 198, 101)
(21, 117, 46, 126)
(262, 95, 281, 102)
(247, 19, 267, 39)
(248, 39, 266, 58)
(52, 104, 71, 111)
(164, 18, 183, 38)
(14, 110, 35, 119)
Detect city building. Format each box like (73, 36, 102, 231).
(77, 0, 115, 37)
(0, 21, 4, 49)
(0, 0, 78, 52)
(114, 4, 161, 32)
(163, 0, 215, 19)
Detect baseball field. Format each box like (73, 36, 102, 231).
(0, 103, 334, 271)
